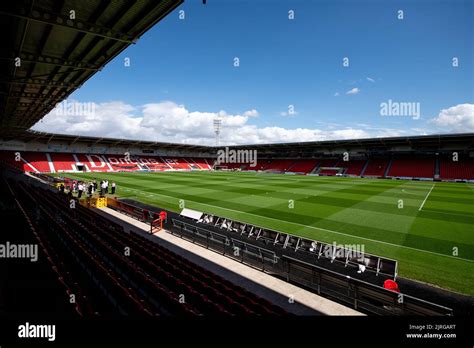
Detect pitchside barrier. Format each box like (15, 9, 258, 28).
(107, 198, 166, 234)
(194, 213, 398, 279)
(170, 217, 452, 316)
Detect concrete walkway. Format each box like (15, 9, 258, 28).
(96, 207, 363, 316)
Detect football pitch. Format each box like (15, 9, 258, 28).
(54, 171, 474, 296)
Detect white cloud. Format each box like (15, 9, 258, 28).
(430, 103, 474, 132)
(334, 92, 339, 97)
(32, 99, 418, 145)
(366, 77, 375, 83)
(346, 87, 360, 95)
(243, 109, 259, 117)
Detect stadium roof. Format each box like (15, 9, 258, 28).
(231, 133, 474, 153)
(0, 0, 183, 136)
(5, 130, 212, 152)
(2, 130, 473, 154)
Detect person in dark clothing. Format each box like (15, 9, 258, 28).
(59, 184, 65, 193)
(111, 182, 116, 195)
(143, 209, 149, 222)
(88, 183, 93, 196)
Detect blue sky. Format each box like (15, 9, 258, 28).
(34, 0, 474, 144)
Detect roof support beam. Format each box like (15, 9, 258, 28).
(0, 10, 136, 43)
(0, 79, 80, 88)
(0, 91, 65, 100)
(0, 54, 101, 71)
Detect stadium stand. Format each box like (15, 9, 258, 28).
(0, 175, 90, 315)
(3, 171, 288, 316)
(50, 153, 77, 172)
(387, 158, 435, 178)
(2, 149, 474, 180)
(362, 158, 390, 177)
(0, 151, 218, 173)
(341, 159, 367, 176)
(287, 159, 319, 173)
(439, 157, 474, 180)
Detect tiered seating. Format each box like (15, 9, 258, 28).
(135, 157, 168, 171)
(161, 158, 191, 170)
(264, 159, 294, 172)
(22, 152, 51, 173)
(3, 150, 466, 181)
(439, 158, 474, 180)
(363, 158, 389, 177)
(287, 159, 319, 173)
(50, 152, 77, 172)
(9, 180, 286, 316)
(387, 158, 435, 178)
(318, 159, 339, 167)
(105, 155, 140, 171)
(216, 162, 248, 170)
(0, 151, 24, 172)
(0, 178, 91, 315)
(0, 151, 49, 173)
(190, 158, 213, 170)
(75, 154, 110, 172)
(6, 180, 111, 315)
(341, 159, 366, 176)
(251, 160, 269, 171)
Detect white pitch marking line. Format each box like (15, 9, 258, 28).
(418, 184, 435, 211)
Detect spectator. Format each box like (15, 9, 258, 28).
(111, 181, 116, 195)
(100, 180, 107, 196)
(77, 182, 84, 198)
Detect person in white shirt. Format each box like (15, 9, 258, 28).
(77, 183, 84, 198)
(101, 181, 107, 196)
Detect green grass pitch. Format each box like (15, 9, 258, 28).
(53, 171, 474, 296)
